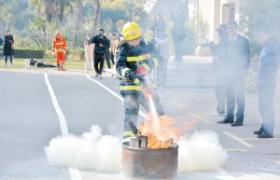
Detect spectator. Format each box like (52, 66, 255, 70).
(171, 9, 186, 63)
(254, 26, 280, 138)
(3, 30, 14, 67)
(104, 34, 111, 69)
(210, 24, 228, 116)
(151, 13, 169, 88)
(113, 34, 123, 61)
(84, 35, 94, 69)
(217, 21, 250, 127)
(0, 34, 3, 46)
(108, 33, 117, 68)
(0, 34, 3, 60)
(91, 29, 110, 79)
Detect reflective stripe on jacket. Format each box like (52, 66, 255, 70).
(116, 40, 159, 94)
(52, 37, 67, 52)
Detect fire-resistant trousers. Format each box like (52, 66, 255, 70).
(56, 52, 65, 64)
(122, 92, 164, 138)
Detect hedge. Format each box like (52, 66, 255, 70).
(13, 48, 86, 61)
(14, 49, 45, 59)
(67, 49, 85, 61)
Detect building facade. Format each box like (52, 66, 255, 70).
(195, 0, 247, 42)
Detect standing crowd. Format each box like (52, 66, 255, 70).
(211, 21, 279, 138)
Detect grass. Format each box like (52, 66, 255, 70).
(0, 58, 97, 71)
(0, 57, 112, 71)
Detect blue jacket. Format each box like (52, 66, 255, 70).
(257, 39, 280, 88)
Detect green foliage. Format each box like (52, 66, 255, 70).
(242, 0, 280, 56)
(14, 49, 45, 59)
(184, 20, 196, 55)
(66, 49, 85, 61)
(244, 0, 280, 31)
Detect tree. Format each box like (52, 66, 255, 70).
(242, 0, 280, 55)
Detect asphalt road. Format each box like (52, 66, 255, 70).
(0, 69, 280, 180)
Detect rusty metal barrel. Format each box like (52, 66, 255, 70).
(121, 142, 178, 180)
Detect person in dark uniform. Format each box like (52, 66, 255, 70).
(3, 30, 14, 66)
(116, 22, 164, 141)
(217, 21, 250, 126)
(171, 9, 186, 63)
(0, 34, 3, 60)
(151, 13, 169, 88)
(254, 26, 280, 138)
(91, 29, 110, 79)
(210, 24, 228, 116)
(0, 34, 3, 46)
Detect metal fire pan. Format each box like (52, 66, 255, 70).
(121, 142, 178, 180)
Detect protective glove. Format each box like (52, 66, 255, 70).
(129, 72, 145, 82)
(52, 51, 55, 56)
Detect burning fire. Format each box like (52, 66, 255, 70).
(138, 114, 196, 149)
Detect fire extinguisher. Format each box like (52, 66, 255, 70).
(136, 66, 155, 99)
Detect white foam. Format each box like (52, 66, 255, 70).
(178, 130, 228, 172)
(45, 126, 227, 173)
(45, 125, 121, 173)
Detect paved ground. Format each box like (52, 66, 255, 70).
(0, 69, 280, 180)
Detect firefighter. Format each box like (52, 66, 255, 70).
(52, 31, 67, 71)
(116, 22, 165, 142)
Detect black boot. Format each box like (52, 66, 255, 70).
(254, 127, 264, 135)
(217, 117, 234, 124)
(231, 117, 244, 127)
(56, 64, 60, 71)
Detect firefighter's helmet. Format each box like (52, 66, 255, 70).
(122, 22, 142, 40)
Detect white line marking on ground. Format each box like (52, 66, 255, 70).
(223, 131, 255, 148)
(189, 112, 211, 124)
(242, 137, 280, 140)
(216, 168, 237, 180)
(170, 100, 211, 124)
(86, 74, 147, 118)
(224, 148, 249, 152)
(44, 72, 82, 180)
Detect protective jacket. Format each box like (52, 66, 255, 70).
(52, 36, 67, 53)
(116, 40, 159, 95)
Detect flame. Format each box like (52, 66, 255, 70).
(138, 114, 197, 149)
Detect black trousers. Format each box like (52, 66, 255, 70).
(258, 85, 275, 135)
(225, 75, 246, 121)
(173, 37, 184, 62)
(157, 56, 168, 87)
(94, 53, 105, 74)
(214, 67, 227, 113)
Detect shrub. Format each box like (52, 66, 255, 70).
(67, 49, 85, 61)
(14, 49, 45, 59)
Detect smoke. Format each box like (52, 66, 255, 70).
(178, 130, 228, 172)
(44, 125, 121, 173)
(45, 125, 226, 173)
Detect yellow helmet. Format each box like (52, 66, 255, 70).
(122, 22, 142, 40)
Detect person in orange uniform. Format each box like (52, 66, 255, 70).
(52, 31, 67, 71)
